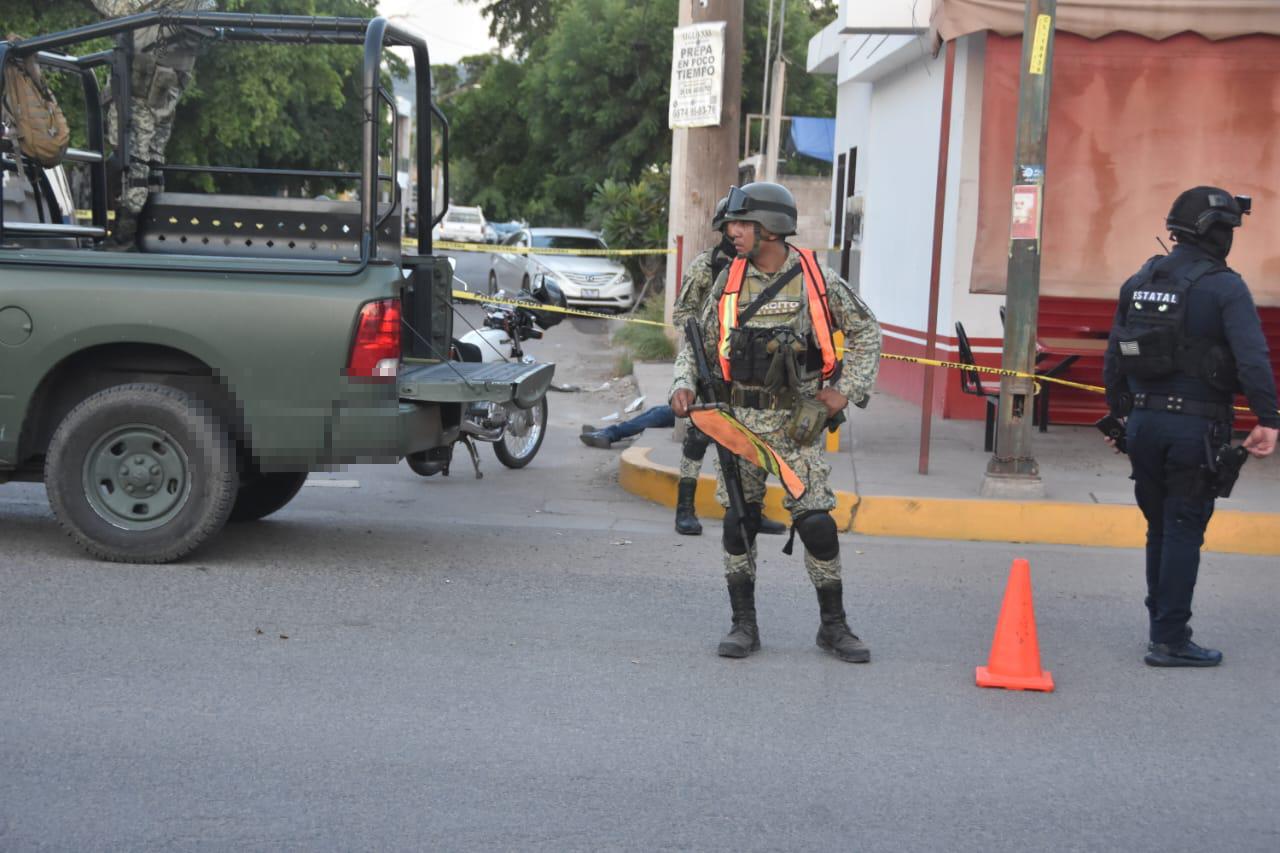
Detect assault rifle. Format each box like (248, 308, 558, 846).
(685, 318, 757, 572)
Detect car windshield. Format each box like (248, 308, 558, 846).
(532, 234, 606, 251)
(450, 211, 482, 223)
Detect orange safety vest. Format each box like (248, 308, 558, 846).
(716, 248, 838, 382)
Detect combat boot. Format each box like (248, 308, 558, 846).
(815, 583, 870, 663)
(717, 574, 760, 658)
(674, 478, 702, 536)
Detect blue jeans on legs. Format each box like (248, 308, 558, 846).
(1126, 410, 1218, 645)
(601, 405, 676, 442)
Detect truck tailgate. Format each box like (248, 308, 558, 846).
(398, 361, 555, 409)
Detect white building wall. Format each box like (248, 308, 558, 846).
(940, 33, 1004, 350)
(859, 43, 946, 338)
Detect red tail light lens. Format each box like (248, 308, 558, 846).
(346, 298, 401, 380)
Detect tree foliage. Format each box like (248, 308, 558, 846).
(444, 0, 837, 229)
(464, 0, 561, 57)
(588, 164, 669, 293)
(2, 0, 392, 196)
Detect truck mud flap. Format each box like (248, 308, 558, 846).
(397, 361, 555, 409)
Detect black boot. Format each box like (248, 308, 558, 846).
(815, 583, 870, 663)
(757, 515, 785, 535)
(718, 574, 760, 658)
(675, 478, 702, 536)
(1144, 639, 1222, 667)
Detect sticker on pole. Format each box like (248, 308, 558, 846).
(1010, 184, 1041, 241)
(668, 22, 726, 129)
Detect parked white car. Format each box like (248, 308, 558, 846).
(488, 227, 633, 311)
(432, 205, 489, 244)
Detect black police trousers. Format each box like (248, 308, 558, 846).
(1125, 410, 1218, 645)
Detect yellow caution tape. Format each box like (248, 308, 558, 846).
(74, 209, 115, 221)
(420, 239, 844, 257)
(451, 290, 668, 326)
(415, 238, 672, 257)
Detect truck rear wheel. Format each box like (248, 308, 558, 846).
(45, 383, 238, 563)
(229, 471, 308, 522)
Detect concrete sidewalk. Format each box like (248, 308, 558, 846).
(600, 362, 1280, 555)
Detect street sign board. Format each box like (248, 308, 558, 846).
(668, 22, 726, 129)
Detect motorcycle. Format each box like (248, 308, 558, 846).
(406, 275, 566, 478)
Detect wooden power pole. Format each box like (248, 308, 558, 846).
(663, 0, 744, 334)
(982, 0, 1057, 498)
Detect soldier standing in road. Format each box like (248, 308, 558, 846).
(1103, 186, 1278, 668)
(664, 195, 780, 538)
(670, 182, 882, 662)
(91, 0, 211, 247)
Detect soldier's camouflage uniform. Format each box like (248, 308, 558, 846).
(92, 0, 211, 225)
(671, 248, 882, 586)
(673, 245, 725, 481)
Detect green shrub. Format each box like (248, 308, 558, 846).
(612, 299, 674, 363)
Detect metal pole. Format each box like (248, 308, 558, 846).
(763, 59, 786, 182)
(918, 38, 956, 475)
(759, 0, 775, 156)
(982, 0, 1056, 497)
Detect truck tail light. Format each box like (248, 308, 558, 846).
(346, 298, 401, 380)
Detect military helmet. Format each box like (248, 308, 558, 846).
(721, 182, 798, 236)
(1166, 186, 1251, 237)
(711, 196, 729, 231)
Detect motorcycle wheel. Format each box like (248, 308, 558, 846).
(493, 395, 547, 469)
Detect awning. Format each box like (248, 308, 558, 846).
(931, 0, 1280, 43)
(787, 117, 835, 163)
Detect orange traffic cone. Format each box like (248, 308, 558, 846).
(976, 558, 1054, 692)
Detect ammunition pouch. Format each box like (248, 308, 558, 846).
(727, 326, 778, 386)
(783, 395, 831, 446)
(728, 326, 809, 390)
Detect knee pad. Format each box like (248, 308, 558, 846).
(795, 511, 838, 561)
(682, 427, 710, 460)
(722, 504, 763, 555)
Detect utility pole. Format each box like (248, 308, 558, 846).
(762, 58, 787, 182)
(663, 0, 744, 335)
(981, 0, 1057, 498)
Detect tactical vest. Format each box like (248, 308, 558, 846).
(716, 248, 838, 384)
(1115, 255, 1237, 393)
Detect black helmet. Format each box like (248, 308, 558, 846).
(711, 196, 729, 231)
(722, 182, 798, 236)
(529, 274, 567, 329)
(1166, 186, 1251, 237)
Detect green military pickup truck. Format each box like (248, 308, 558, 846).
(0, 13, 551, 562)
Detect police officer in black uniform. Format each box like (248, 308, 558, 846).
(1103, 186, 1279, 667)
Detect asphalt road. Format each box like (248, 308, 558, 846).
(2, 314, 1278, 851)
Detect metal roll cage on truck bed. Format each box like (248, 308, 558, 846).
(0, 14, 553, 562)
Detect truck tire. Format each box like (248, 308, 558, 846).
(45, 383, 238, 563)
(229, 471, 308, 522)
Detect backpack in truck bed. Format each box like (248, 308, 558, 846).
(2, 39, 70, 167)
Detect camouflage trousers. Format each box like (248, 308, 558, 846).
(678, 421, 711, 481)
(715, 408, 841, 587)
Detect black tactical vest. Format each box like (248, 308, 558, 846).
(1115, 255, 1237, 392)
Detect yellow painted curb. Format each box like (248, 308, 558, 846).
(617, 446, 1280, 556)
(618, 446, 860, 530)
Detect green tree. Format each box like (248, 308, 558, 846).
(588, 164, 669, 298)
(464, 0, 562, 57)
(166, 0, 391, 196)
(2, 0, 396, 196)
(446, 0, 836, 227)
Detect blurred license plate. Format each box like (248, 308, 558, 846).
(582, 288, 599, 298)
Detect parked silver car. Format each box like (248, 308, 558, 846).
(488, 227, 634, 310)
